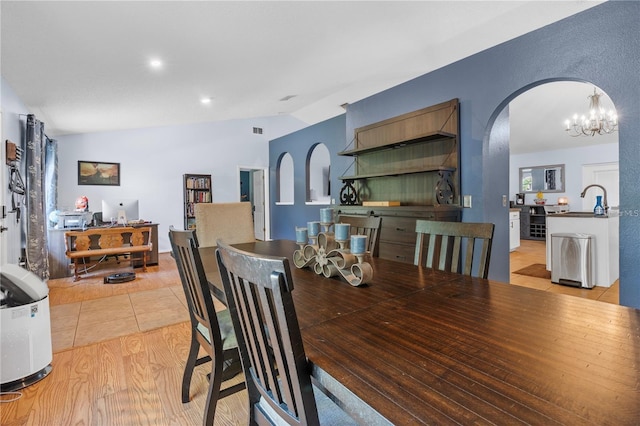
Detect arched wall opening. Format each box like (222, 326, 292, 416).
(276, 152, 294, 204)
(486, 79, 619, 298)
(305, 143, 331, 204)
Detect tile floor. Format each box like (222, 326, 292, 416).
(48, 254, 192, 352)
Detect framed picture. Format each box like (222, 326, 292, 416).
(78, 161, 120, 186)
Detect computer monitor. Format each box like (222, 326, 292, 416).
(101, 199, 139, 225)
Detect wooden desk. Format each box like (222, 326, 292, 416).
(201, 240, 640, 424)
(48, 223, 159, 279)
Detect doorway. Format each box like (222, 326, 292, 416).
(238, 167, 269, 241)
(501, 81, 619, 292)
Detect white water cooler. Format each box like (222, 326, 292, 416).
(1, 264, 53, 391)
(551, 233, 594, 288)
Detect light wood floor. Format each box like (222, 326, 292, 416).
(1, 253, 249, 426)
(510, 239, 618, 305)
(0, 242, 618, 425)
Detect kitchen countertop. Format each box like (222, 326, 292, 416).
(548, 212, 609, 218)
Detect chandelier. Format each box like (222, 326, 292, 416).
(564, 87, 618, 137)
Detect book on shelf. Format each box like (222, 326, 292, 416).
(185, 176, 211, 189)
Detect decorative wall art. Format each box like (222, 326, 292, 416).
(78, 161, 120, 186)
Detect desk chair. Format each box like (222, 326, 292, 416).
(168, 227, 245, 426)
(336, 215, 382, 257)
(216, 240, 357, 426)
(414, 220, 495, 279)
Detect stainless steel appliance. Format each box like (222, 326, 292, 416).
(551, 233, 594, 288)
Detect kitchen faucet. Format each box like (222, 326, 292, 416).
(580, 184, 608, 213)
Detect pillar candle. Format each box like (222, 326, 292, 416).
(307, 221, 320, 237)
(335, 223, 350, 241)
(320, 208, 334, 224)
(295, 227, 308, 244)
(350, 235, 368, 254)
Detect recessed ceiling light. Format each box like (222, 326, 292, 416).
(201, 97, 212, 105)
(149, 59, 163, 69)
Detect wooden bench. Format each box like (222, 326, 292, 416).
(65, 226, 153, 281)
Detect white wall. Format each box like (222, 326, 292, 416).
(509, 142, 619, 207)
(56, 115, 306, 253)
(1, 77, 29, 265)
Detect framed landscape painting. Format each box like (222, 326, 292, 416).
(78, 161, 120, 186)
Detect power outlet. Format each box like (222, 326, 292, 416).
(463, 195, 472, 208)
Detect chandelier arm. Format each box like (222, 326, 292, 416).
(564, 87, 618, 137)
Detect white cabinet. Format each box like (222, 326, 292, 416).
(546, 213, 619, 287)
(509, 210, 520, 252)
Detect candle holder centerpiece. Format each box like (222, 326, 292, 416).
(293, 208, 373, 286)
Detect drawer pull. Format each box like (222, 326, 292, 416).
(395, 255, 406, 260)
(396, 227, 406, 232)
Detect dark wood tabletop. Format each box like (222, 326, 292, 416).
(201, 240, 640, 425)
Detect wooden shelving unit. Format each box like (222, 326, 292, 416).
(337, 99, 462, 263)
(340, 166, 455, 181)
(337, 130, 456, 157)
(338, 98, 460, 207)
(183, 174, 211, 230)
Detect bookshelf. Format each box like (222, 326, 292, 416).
(184, 174, 212, 230)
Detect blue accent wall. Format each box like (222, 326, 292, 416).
(269, 115, 347, 241)
(270, 1, 640, 308)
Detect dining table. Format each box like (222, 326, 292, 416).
(200, 239, 640, 425)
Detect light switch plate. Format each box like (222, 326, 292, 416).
(463, 195, 472, 208)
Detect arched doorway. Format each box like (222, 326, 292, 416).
(487, 80, 619, 299)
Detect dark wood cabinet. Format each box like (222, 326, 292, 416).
(514, 205, 547, 240)
(337, 205, 461, 264)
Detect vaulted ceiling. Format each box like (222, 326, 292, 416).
(2, 0, 608, 154)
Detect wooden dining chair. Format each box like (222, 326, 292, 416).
(414, 220, 495, 279)
(216, 240, 357, 426)
(336, 214, 382, 257)
(168, 227, 245, 426)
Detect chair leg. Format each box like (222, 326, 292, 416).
(203, 355, 224, 426)
(73, 259, 80, 281)
(182, 334, 200, 403)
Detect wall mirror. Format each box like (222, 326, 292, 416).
(519, 164, 564, 193)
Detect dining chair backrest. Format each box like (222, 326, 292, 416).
(195, 202, 255, 248)
(216, 240, 318, 424)
(216, 240, 321, 425)
(414, 220, 495, 279)
(336, 215, 382, 257)
(168, 227, 244, 426)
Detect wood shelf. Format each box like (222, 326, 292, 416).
(184, 173, 212, 230)
(338, 130, 455, 156)
(340, 165, 455, 181)
(338, 98, 460, 207)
